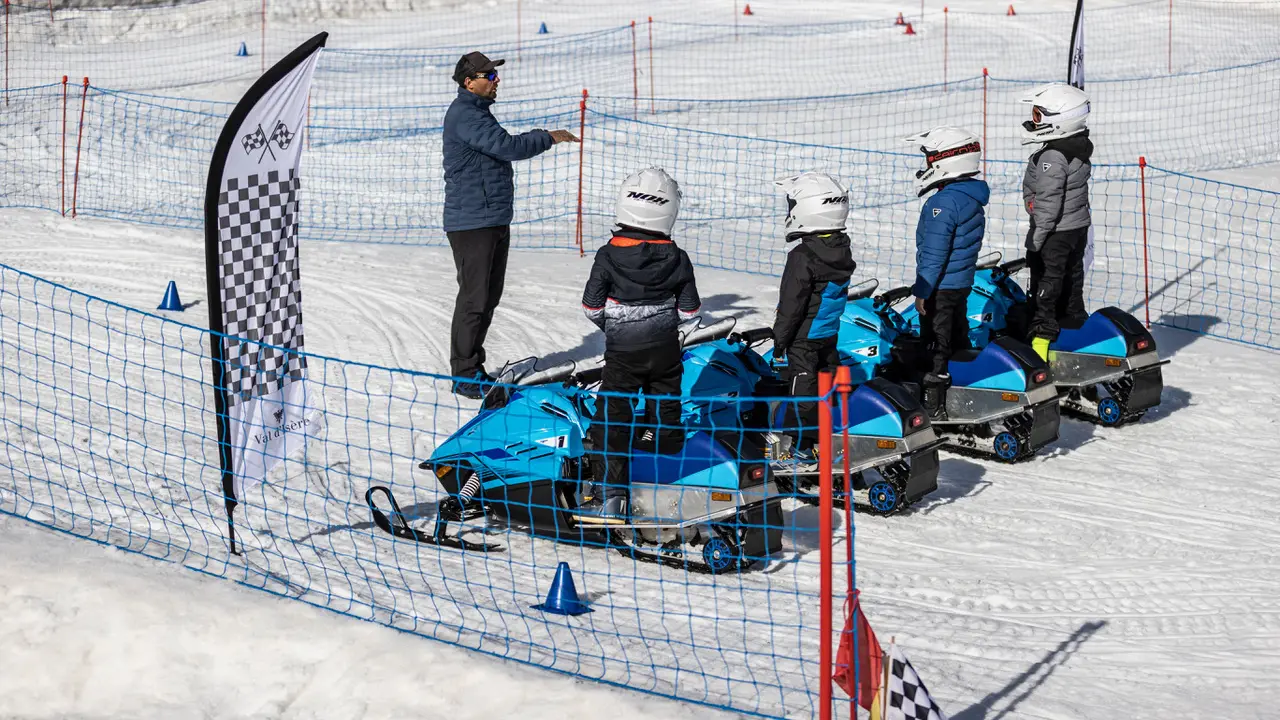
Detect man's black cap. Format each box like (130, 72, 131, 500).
(453, 51, 505, 85)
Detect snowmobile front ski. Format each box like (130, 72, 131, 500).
(365, 485, 503, 553)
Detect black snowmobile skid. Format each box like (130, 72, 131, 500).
(365, 485, 503, 552)
(1060, 364, 1167, 426)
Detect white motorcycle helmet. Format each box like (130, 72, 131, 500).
(1020, 82, 1090, 145)
(614, 167, 682, 235)
(775, 172, 849, 240)
(903, 126, 982, 197)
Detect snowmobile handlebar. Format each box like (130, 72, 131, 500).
(731, 327, 774, 346)
(999, 258, 1028, 275)
(874, 285, 914, 308)
(681, 317, 737, 348)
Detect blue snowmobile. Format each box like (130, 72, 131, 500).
(838, 279, 1061, 462)
(678, 320, 944, 515)
(367, 351, 783, 574)
(898, 253, 1169, 426)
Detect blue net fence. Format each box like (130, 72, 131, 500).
(0, 259, 869, 718)
(5, 0, 1280, 101)
(2, 78, 1276, 349)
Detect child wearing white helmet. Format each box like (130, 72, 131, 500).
(771, 172, 857, 470)
(904, 126, 990, 421)
(1020, 82, 1094, 360)
(575, 167, 701, 524)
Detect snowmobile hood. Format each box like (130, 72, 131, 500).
(945, 177, 991, 207)
(948, 341, 1031, 391)
(1052, 307, 1153, 357)
(840, 382, 906, 438)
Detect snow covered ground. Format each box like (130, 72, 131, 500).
(0, 514, 717, 720)
(2, 209, 1279, 718)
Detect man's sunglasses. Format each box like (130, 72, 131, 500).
(474, 71, 498, 82)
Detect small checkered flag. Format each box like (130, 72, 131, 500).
(241, 126, 268, 154)
(885, 644, 948, 720)
(270, 121, 295, 150)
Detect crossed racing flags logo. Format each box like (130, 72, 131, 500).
(241, 121, 296, 163)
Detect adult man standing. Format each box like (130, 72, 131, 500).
(443, 51, 579, 399)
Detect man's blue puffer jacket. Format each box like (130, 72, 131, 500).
(442, 87, 554, 233)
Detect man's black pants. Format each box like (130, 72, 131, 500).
(920, 288, 972, 377)
(780, 338, 840, 452)
(591, 342, 685, 500)
(1028, 227, 1089, 340)
(447, 225, 510, 377)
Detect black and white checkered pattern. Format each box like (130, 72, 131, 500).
(270, 121, 295, 150)
(887, 649, 948, 720)
(241, 126, 268, 154)
(216, 170, 308, 407)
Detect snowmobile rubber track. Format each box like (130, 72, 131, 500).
(365, 486, 503, 553)
(1060, 401, 1147, 427)
(943, 433, 1039, 464)
(607, 530, 749, 575)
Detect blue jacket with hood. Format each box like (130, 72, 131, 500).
(912, 177, 990, 298)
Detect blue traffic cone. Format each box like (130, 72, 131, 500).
(532, 561, 591, 615)
(157, 280, 184, 312)
(236, 41, 249, 57)
(538, 21, 549, 34)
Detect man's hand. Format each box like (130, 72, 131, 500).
(549, 129, 581, 144)
(915, 297, 927, 316)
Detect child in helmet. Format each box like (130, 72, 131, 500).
(574, 167, 701, 524)
(905, 126, 989, 421)
(1020, 82, 1093, 360)
(772, 172, 856, 469)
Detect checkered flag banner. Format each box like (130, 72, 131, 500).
(885, 644, 949, 720)
(203, 33, 328, 547)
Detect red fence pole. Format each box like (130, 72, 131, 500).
(575, 89, 587, 257)
(836, 364, 855, 720)
(982, 67, 988, 175)
(1139, 156, 1151, 328)
(647, 16, 654, 113)
(260, 0, 266, 74)
(71, 77, 88, 219)
(61, 75, 67, 216)
(631, 20, 638, 115)
(943, 7, 949, 91)
(47, 0, 52, 22)
(818, 370, 835, 720)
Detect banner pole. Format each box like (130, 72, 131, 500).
(1139, 156, 1151, 328)
(61, 76, 67, 216)
(575, 89, 587, 257)
(71, 78, 89, 219)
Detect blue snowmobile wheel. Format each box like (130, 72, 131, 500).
(702, 537, 739, 574)
(1097, 397, 1124, 426)
(993, 432, 1021, 462)
(867, 480, 902, 516)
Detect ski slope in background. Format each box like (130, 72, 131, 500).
(1, 209, 1278, 718)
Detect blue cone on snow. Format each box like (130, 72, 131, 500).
(236, 41, 249, 57)
(532, 561, 590, 615)
(538, 21, 549, 34)
(157, 280, 184, 312)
